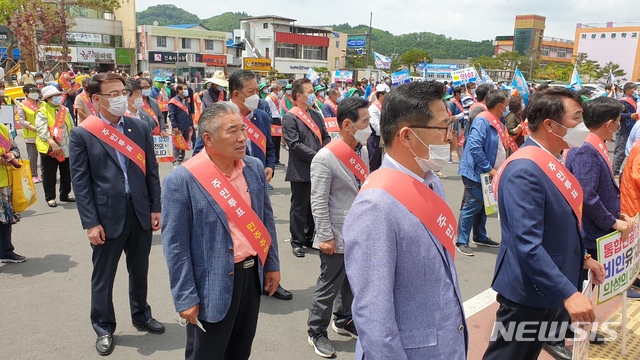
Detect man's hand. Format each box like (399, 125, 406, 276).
(151, 212, 161, 231)
(613, 218, 632, 240)
(50, 142, 61, 152)
(265, 167, 273, 183)
(179, 304, 199, 325)
(621, 213, 637, 229)
(160, 131, 170, 138)
(173, 128, 180, 135)
(87, 225, 106, 245)
(584, 257, 606, 285)
(319, 239, 336, 255)
(632, 113, 639, 121)
(264, 271, 281, 296)
(488, 169, 498, 177)
(563, 291, 595, 323)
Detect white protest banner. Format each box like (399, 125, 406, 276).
(571, 274, 593, 360)
(0, 105, 16, 136)
(481, 173, 498, 215)
(452, 67, 477, 87)
(596, 214, 640, 304)
(391, 70, 410, 87)
(153, 135, 174, 158)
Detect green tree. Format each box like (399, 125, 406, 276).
(202, 12, 248, 32)
(136, 4, 199, 26)
(573, 53, 602, 82)
(535, 62, 572, 82)
(470, 55, 500, 70)
(400, 48, 431, 73)
(597, 61, 626, 82)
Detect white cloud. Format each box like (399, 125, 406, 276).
(135, 0, 640, 41)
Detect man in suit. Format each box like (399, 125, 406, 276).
(321, 88, 339, 119)
(483, 88, 606, 360)
(69, 72, 163, 356)
(139, 77, 169, 137)
(283, 78, 332, 257)
(307, 97, 370, 358)
(168, 83, 193, 166)
(367, 83, 389, 172)
(343, 81, 467, 360)
(162, 102, 281, 360)
(613, 82, 638, 177)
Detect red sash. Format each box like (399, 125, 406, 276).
(586, 133, 613, 174)
(169, 98, 189, 115)
(271, 125, 282, 137)
(470, 102, 487, 113)
(325, 138, 368, 183)
(141, 102, 160, 136)
(268, 93, 281, 113)
(0, 131, 12, 153)
(290, 107, 323, 145)
(324, 117, 339, 133)
(183, 153, 271, 264)
(622, 97, 638, 112)
(360, 168, 457, 259)
(80, 91, 97, 116)
(158, 100, 169, 112)
(492, 146, 583, 228)
(522, 119, 531, 136)
(79, 115, 147, 175)
(479, 111, 518, 152)
(244, 116, 267, 156)
(21, 100, 39, 113)
(451, 98, 464, 113)
(326, 100, 338, 115)
(50, 106, 68, 144)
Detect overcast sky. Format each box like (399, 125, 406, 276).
(136, 0, 640, 42)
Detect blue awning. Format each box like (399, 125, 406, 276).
(0, 48, 20, 60)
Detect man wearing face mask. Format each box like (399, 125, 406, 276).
(75, 77, 97, 123)
(169, 84, 194, 166)
(125, 80, 167, 137)
(314, 85, 326, 110)
(343, 81, 467, 360)
(202, 70, 228, 110)
(265, 81, 284, 167)
(21, 68, 35, 85)
(483, 88, 605, 360)
(139, 78, 169, 138)
(280, 83, 295, 118)
(321, 88, 340, 118)
(34, 73, 45, 89)
(69, 72, 163, 356)
(283, 78, 332, 257)
(307, 97, 370, 358)
(35, 85, 75, 208)
(613, 82, 639, 178)
(17, 84, 42, 183)
(456, 90, 511, 256)
(367, 83, 390, 172)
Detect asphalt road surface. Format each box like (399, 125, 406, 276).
(0, 138, 501, 360)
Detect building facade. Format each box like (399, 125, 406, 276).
(137, 24, 227, 83)
(574, 22, 640, 82)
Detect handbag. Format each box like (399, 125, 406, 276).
(10, 160, 37, 212)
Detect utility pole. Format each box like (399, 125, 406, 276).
(366, 12, 373, 68)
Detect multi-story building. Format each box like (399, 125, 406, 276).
(238, 15, 331, 78)
(137, 24, 227, 83)
(574, 22, 640, 82)
(540, 37, 574, 64)
(327, 31, 347, 72)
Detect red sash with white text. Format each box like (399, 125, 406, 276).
(244, 116, 267, 156)
(169, 98, 190, 115)
(586, 133, 613, 174)
(50, 106, 68, 144)
(79, 115, 147, 175)
(271, 125, 282, 137)
(325, 138, 368, 183)
(451, 98, 464, 113)
(290, 106, 323, 145)
(183, 152, 271, 264)
(326, 100, 338, 115)
(522, 119, 531, 136)
(141, 102, 160, 136)
(80, 91, 98, 116)
(0, 132, 12, 153)
(479, 111, 518, 152)
(268, 93, 281, 113)
(21, 100, 39, 113)
(469, 102, 487, 113)
(492, 146, 583, 228)
(360, 168, 457, 260)
(324, 118, 339, 133)
(622, 97, 638, 112)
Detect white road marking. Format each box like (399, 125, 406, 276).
(464, 288, 497, 319)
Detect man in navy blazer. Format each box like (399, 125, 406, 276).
(162, 102, 280, 360)
(483, 88, 606, 360)
(344, 81, 467, 360)
(69, 73, 163, 356)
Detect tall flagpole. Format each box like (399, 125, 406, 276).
(366, 12, 373, 68)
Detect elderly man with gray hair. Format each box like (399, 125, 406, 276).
(162, 102, 281, 360)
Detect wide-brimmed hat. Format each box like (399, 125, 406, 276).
(376, 83, 390, 93)
(206, 70, 228, 88)
(41, 85, 64, 100)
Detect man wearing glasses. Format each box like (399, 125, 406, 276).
(343, 81, 467, 360)
(69, 72, 163, 356)
(456, 90, 509, 256)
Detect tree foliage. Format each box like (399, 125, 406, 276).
(597, 61, 626, 82)
(202, 12, 248, 32)
(136, 4, 199, 26)
(400, 48, 431, 73)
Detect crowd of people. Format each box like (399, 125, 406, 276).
(2, 65, 640, 360)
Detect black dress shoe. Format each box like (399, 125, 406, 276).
(96, 334, 114, 356)
(264, 285, 293, 300)
(60, 197, 76, 202)
(542, 343, 572, 360)
(132, 318, 165, 334)
(590, 331, 606, 344)
(292, 247, 305, 257)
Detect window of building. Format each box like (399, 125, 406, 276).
(114, 36, 122, 48)
(303, 45, 327, 60)
(182, 38, 191, 49)
(336, 41, 340, 48)
(551, 47, 557, 53)
(558, 50, 566, 58)
(591, 34, 596, 39)
(601, 33, 606, 38)
(541, 46, 549, 56)
(612, 33, 617, 38)
(157, 36, 166, 47)
(275, 43, 297, 58)
(581, 34, 587, 39)
(205, 40, 214, 50)
(633, 33, 638, 38)
(265, 48, 270, 59)
(263, 22, 269, 29)
(622, 33, 628, 38)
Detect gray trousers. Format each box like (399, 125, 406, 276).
(307, 252, 353, 336)
(613, 127, 629, 175)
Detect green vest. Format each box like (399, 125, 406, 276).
(20, 101, 40, 139)
(35, 102, 73, 154)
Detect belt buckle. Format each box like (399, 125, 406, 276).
(243, 258, 254, 269)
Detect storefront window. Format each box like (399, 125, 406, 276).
(303, 46, 327, 61)
(276, 43, 297, 59)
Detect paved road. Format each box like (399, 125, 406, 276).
(0, 139, 502, 359)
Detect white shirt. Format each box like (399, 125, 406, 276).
(368, 103, 381, 136)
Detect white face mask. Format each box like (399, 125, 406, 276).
(141, 89, 152, 97)
(51, 96, 62, 106)
(36, 79, 43, 84)
(349, 122, 372, 143)
(242, 93, 260, 112)
(553, 122, 590, 148)
(133, 97, 144, 108)
(104, 95, 128, 117)
(286, 90, 292, 96)
(28, 92, 40, 100)
(277, 90, 284, 98)
(409, 129, 450, 172)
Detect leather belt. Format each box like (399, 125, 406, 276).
(234, 256, 256, 270)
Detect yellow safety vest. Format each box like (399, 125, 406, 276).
(35, 102, 73, 154)
(20, 101, 40, 139)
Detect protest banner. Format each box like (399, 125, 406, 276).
(391, 70, 410, 87)
(153, 135, 174, 162)
(451, 67, 477, 86)
(0, 105, 17, 137)
(480, 173, 498, 215)
(571, 275, 593, 360)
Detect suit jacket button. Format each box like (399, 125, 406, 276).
(229, 272, 234, 277)
(575, 248, 581, 254)
(458, 325, 464, 332)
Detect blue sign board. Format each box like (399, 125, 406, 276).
(391, 70, 410, 87)
(347, 35, 367, 48)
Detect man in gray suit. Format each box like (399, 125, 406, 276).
(162, 102, 281, 360)
(307, 97, 371, 358)
(343, 81, 468, 359)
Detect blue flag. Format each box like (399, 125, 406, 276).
(511, 67, 529, 105)
(306, 67, 319, 84)
(479, 66, 494, 84)
(569, 65, 583, 91)
(372, 51, 392, 70)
